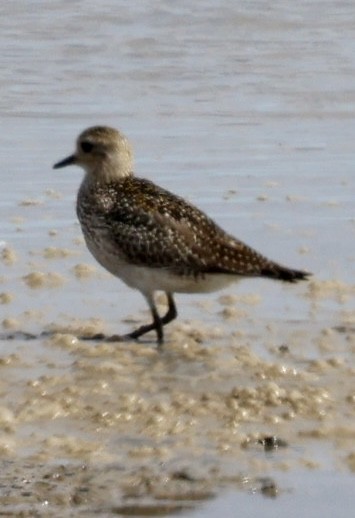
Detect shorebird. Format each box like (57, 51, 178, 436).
(54, 126, 310, 347)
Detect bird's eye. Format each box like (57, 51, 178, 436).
(81, 141, 94, 153)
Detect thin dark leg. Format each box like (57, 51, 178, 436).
(162, 293, 177, 324)
(128, 292, 177, 346)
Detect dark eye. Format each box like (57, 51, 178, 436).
(81, 141, 94, 153)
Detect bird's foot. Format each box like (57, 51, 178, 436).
(106, 334, 130, 343)
(79, 333, 129, 342)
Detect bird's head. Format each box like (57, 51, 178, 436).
(53, 126, 134, 181)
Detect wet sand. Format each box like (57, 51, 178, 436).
(1, 0, 355, 515)
(1, 242, 354, 515)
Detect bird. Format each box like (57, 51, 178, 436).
(53, 126, 310, 347)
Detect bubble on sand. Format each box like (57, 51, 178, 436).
(72, 263, 97, 279)
(0, 437, 15, 455)
(17, 395, 71, 422)
(49, 333, 80, 349)
(219, 293, 261, 307)
(22, 271, 66, 289)
(1, 247, 17, 265)
(240, 294, 261, 306)
(0, 407, 15, 433)
(220, 307, 246, 320)
(299, 246, 310, 254)
(0, 293, 14, 304)
(218, 294, 238, 306)
(306, 279, 355, 302)
(128, 445, 170, 459)
(46, 318, 105, 339)
(19, 198, 43, 206)
(44, 189, 62, 199)
(1, 318, 19, 330)
(10, 216, 25, 225)
(42, 247, 77, 259)
(346, 452, 355, 472)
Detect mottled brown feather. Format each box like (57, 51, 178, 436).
(77, 176, 309, 282)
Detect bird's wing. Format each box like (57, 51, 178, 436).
(102, 177, 277, 277)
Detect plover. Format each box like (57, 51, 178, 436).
(54, 126, 310, 346)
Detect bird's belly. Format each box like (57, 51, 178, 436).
(84, 236, 239, 294)
(120, 264, 240, 294)
(132, 268, 240, 294)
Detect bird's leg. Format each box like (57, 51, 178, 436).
(161, 293, 177, 325)
(128, 293, 163, 344)
(128, 293, 177, 346)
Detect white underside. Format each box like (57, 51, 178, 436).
(86, 239, 240, 295)
(116, 263, 241, 294)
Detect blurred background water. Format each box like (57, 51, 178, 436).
(2, 0, 354, 323)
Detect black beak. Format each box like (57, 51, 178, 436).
(53, 154, 76, 169)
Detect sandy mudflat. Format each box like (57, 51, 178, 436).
(0, 269, 354, 515)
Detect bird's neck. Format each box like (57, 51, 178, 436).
(85, 163, 133, 184)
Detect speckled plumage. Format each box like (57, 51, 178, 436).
(54, 125, 310, 346)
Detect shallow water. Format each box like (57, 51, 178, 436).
(1, 1, 355, 516)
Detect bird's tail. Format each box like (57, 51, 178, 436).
(260, 263, 311, 283)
